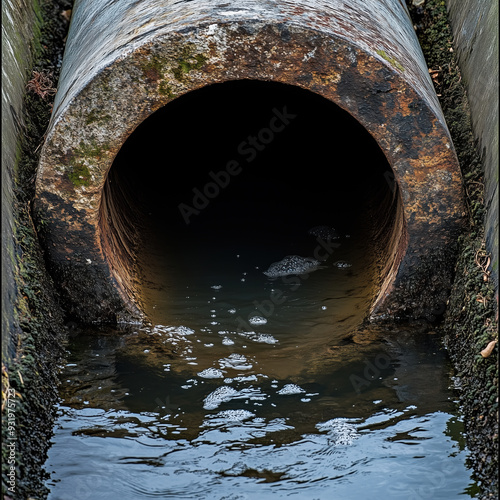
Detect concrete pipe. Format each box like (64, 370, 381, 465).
(35, 0, 464, 323)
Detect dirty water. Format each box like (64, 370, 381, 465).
(45, 220, 477, 499)
(45, 80, 476, 498)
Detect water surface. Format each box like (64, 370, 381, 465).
(45, 222, 476, 499)
(46, 80, 476, 499)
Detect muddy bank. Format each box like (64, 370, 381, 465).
(407, 1, 498, 497)
(1, 1, 72, 498)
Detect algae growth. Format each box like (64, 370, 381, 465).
(376, 49, 405, 72)
(1, 1, 71, 498)
(408, 0, 498, 497)
(67, 162, 91, 187)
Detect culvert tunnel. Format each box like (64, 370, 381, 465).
(35, 0, 465, 324)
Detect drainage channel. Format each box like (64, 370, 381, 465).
(44, 81, 476, 498)
(37, 1, 474, 497)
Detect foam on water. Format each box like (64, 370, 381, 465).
(203, 386, 239, 410)
(203, 385, 266, 410)
(263, 255, 321, 278)
(233, 374, 258, 382)
(277, 383, 306, 395)
(248, 315, 268, 326)
(238, 331, 278, 344)
(197, 367, 225, 379)
(218, 353, 253, 370)
(212, 409, 255, 421)
(334, 260, 352, 269)
(315, 418, 359, 445)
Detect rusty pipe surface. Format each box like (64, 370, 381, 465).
(35, 0, 464, 323)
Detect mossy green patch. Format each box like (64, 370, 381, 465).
(140, 45, 207, 92)
(73, 139, 109, 161)
(376, 49, 405, 72)
(141, 54, 165, 82)
(85, 109, 112, 125)
(67, 162, 91, 187)
(158, 81, 176, 98)
(172, 45, 208, 82)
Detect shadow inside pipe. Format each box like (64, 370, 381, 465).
(101, 80, 400, 332)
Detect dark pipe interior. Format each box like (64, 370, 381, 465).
(101, 80, 400, 316)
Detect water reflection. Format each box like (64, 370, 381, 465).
(46, 216, 476, 498)
(46, 315, 476, 499)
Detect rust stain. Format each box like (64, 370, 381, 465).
(34, 0, 464, 323)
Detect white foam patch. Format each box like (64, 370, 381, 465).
(146, 325, 195, 354)
(277, 384, 306, 395)
(263, 255, 321, 278)
(203, 385, 265, 410)
(152, 325, 195, 337)
(218, 353, 253, 370)
(253, 333, 278, 344)
(197, 368, 225, 379)
(334, 260, 352, 269)
(238, 331, 278, 344)
(233, 374, 258, 383)
(316, 418, 359, 445)
(215, 409, 255, 421)
(203, 386, 239, 410)
(248, 315, 268, 326)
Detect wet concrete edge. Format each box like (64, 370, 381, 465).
(1, 1, 72, 498)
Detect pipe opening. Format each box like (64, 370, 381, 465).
(100, 80, 403, 323)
